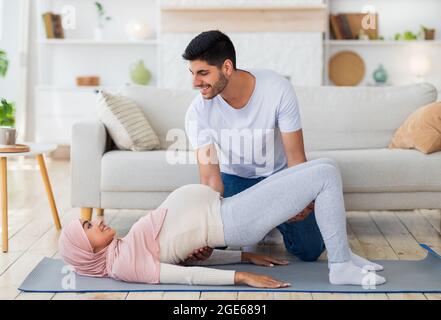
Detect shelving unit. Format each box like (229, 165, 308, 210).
(34, 0, 160, 144)
(325, 39, 441, 46)
(37, 39, 159, 46)
(323, 0, 441, 87)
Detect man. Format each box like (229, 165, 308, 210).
(183, 30, 325, 262)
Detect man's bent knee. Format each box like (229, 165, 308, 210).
(295, 244, 325, 262)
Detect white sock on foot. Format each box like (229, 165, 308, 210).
(328, 251, 384, 271)
(350, 251, 384, 271)
(329, 260, 386, 286)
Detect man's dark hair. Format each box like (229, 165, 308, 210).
(182, 30, 236, 69)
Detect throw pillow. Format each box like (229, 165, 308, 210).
(389, 101, 441, 154)
(97, 91, 160, 151)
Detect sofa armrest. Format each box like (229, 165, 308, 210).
(71, 121, 110, 209)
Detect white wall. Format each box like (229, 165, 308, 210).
(159, 0, 325, 89)
(160, 32, 324, 89)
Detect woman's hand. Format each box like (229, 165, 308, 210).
(241, 252, 290, 267)
(235, 271, 290, 288)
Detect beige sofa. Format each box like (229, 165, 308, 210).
(71, 83, 441, 220)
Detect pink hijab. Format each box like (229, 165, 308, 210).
(58, 219, 114, 277)
(58, 208, 167, 283)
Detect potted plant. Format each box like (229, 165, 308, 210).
(94, 2, 112, 40)
(0, 99, 15, 127)
(0, 51, 15, 128)
(421, 25, 435, 40)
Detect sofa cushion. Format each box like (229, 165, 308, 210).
(308, 148, 441, 192)
(389, 101, 441, 154)
(101, 150, 199, 192)
(101, 148, 441, 194)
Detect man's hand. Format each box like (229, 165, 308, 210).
(242, 252, 290, 267)
(183, 246, 214, 263)
(287, 201, 314, 223)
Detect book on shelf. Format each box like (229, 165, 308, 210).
(329, 15, 343, 40)
(42, 12, 64, 39)
(339, 14, 353, 39)
(329, 13, 378, 40)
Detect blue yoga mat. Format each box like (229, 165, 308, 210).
(19, 244, 441, 294)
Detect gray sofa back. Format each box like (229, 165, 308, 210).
(123, 83, 438, 151)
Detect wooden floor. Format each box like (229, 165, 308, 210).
(1, 158, 440, 300)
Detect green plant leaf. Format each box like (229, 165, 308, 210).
(0, 50, 8, 77)
(95, 2, 103, 12)
(0, 99, 15, 127)
(1, 118, 15, 127)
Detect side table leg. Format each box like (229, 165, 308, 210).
(36, 154, 62, 230)
(1, 157, 8, 252)
(96, 208, 104, 217)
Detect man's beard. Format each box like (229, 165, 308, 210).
(206, 72, 228, 99)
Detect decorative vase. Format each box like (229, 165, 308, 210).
(130, 60, 151, 85)
(373, 64, 388, 84)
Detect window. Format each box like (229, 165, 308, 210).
(0, 0, 3, 40)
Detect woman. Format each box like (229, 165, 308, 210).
(59, 158, 386, 288)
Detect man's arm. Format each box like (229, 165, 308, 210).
(188, 144, 223, 260)
(197, 143, 224, 195)
(281, 129, 307, 167)
(281, 129, 314, 222)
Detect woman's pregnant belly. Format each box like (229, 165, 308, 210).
(157, 184, 223, 264)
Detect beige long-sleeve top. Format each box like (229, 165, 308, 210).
(156, 184, 242, 285)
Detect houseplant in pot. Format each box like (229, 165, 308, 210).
(0, 99, 16, 128)
(421, 25, 435, 40)
(0, 50, 17, 146)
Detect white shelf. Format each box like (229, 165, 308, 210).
(325, 40, 441, 46)
(160, 4, 327, 11)
(37, 39, 159, 46)
(35, 85, 124, 91)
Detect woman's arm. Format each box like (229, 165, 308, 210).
(159, 263, 235, 285)
(159, 263, 290, 288)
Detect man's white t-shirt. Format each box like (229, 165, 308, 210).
(185, 68, 302, 178)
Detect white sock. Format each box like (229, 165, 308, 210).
(350, 251, 384, 271)
(328, 251, 384, 271)
(329, 260, 386, 286)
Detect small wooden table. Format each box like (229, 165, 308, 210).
(0, 143, 61, 252)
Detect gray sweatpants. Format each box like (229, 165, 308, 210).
(220, 158, 351, 263)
